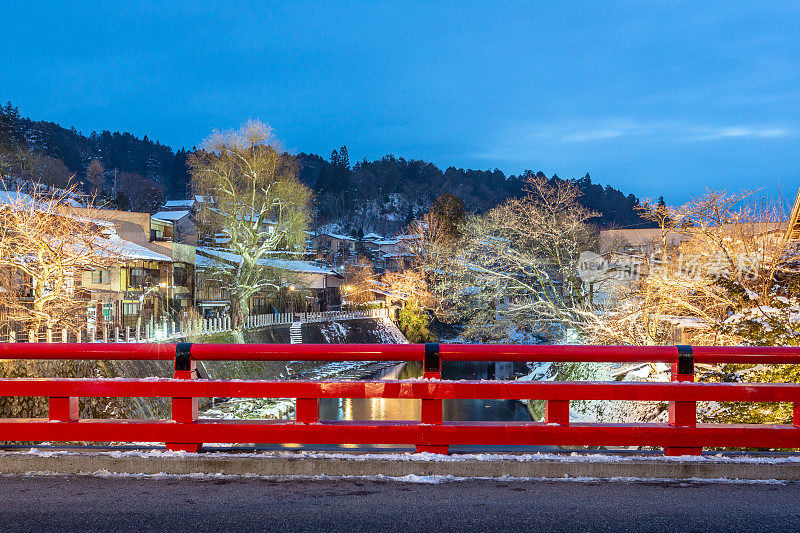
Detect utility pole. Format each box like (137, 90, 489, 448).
(113, 168, 118, 197)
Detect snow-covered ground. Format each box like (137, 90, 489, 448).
(18, 448, 800, 465)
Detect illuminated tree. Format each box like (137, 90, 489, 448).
(189, 120, 312, 333)
(593, 189, 800, 346)
(343, 256, 378, 308)
(0, 182, 119, 334)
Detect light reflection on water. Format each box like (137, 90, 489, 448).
(318, 361, 532, 423)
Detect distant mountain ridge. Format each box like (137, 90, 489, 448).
(1, 102, 656, 231)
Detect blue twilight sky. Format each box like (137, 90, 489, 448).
(1, 1, 798, 204)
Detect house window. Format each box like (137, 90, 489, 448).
(130, 267, 159, 288)
(91, 269, 110, 284)
(173, 266, 188, 287)
(130, 268, 144, 287)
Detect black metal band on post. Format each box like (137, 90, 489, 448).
(175, 343, 193, 371)
(676, 345, 694, 375)
(424, 343, 441, 374)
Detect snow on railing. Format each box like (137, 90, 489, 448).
(0, 308, 390, 344)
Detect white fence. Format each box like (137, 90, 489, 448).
(243, 308, 388, 329)
(0, 308, 390, 344)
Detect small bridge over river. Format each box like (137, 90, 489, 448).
(1, 343, 800, 456)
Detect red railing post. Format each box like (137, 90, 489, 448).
(167, 343, 201, 452)
(545, 400, 569, 425)
(296, 398, 319, 423)
(665, 345, 701, 456)
(49, 397, 79, 422)
(794, 402, 800, 427)
(417, 343, 448, 454)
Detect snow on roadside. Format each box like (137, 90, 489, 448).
(18, 448, 800, 464)
(9, 470, 789, 485)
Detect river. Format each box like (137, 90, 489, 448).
(318, 361, 533, 424)
(206, 359, 550, 451)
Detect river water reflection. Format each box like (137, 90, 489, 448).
(318, 361, 533, 423)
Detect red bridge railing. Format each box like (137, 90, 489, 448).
(1, 343, 799, 456)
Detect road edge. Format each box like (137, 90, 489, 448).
(1, 451, 799, 481)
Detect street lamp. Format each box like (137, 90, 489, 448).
(136, 282, 172, 338)
(288, 285, 296, 319)
(344, 285, 353, 311)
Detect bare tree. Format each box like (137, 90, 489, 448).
(189, 120, 312, 332)
(118, 171, 164, 213)
(86, 159, 105, 197)
(0, 146, 74, 190)
(343, 256, 378, 308)
(592, 189, 799, 346)
(431, 176, 598, 342)
(0, 182, 120, 334)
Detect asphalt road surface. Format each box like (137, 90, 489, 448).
(3, 475, 800, 532)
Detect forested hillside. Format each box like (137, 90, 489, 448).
(1, 102, 655, 228)
(0, 102, 191, 200)
(299, 149, 655, 233)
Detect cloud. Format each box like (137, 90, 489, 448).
(693, 126, 792, 140)
(474, 119, 796, 161)
(562, 128, 627, 142)
(550, 121, 794, 144)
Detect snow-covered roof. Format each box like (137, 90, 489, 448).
(0, 190, 36, 208)
(153, 210, 191, 221)
(194, 254, 218, 269)
(382, 252, 414, 259)
(196, 247, 339, 276)
(111, 236, 173, 262)
(69, 233, 172, 262)
(374, 239, 399, 246)
(260, 258, 340, 275)
(317, 232, 356, 241)
(163, 199, 195, 208)
(0, 192, 114, 229)
(362, 232, 384, 241)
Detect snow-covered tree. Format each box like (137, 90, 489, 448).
(189, 120, 312, 333)
(431, 176, 598, 342)
(0, 182, 120, 334)
(593, 189, 800, 346)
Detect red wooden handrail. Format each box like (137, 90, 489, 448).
(1, 378, 800, 402)
(2, 343, 800, 363)
(1, 343, 800, 456)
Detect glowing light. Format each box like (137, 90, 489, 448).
(289, 285, 296, 291)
